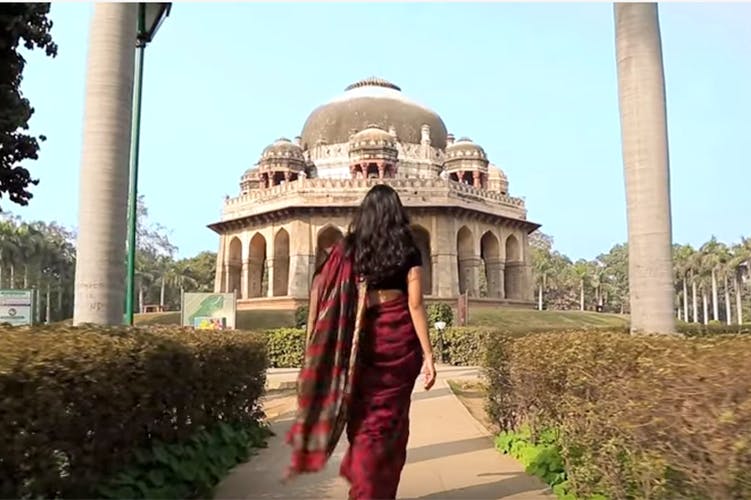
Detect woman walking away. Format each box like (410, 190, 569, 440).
(286, 184, 437, 499)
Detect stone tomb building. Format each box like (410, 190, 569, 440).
(208, 78, 540, 309)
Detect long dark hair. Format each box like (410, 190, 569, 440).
(345, 184, 416, 283)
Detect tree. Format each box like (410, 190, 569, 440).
(73, 3, 137, 325)
(614, 3, 675, 334)
(0, 3, 58, 209)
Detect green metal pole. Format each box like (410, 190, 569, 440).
(125, 5, 146, 325)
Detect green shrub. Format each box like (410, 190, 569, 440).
(677, 321, 751, 336)
(484, 331, 751, 499)
(0, 324, 268, 499)
(427, 302, 453, 327)
(431, 326, 493, 366)
(264, 328, 306, 368)
(294, 306, 308, 329)
(97, 421, 271, 499)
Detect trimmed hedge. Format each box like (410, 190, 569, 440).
(264, 328, 306, 368)
(485, 331, 751, 499)
(0, 325, 268, 499)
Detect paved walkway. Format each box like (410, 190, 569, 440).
(215, 366, 550, 499)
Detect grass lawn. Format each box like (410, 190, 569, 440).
(135, 306, 627, 332)
(468, 307, 628, 332)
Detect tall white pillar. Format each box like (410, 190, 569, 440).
(73, 4, 137, 325)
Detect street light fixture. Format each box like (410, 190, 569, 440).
(124, 3, 171, 325)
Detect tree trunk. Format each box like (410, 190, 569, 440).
(682, 278, 688, 322)
(735, 275, 744, 325)
(538, 283, 543, 311)
(160, 277, 166, 308)
(72, 3, 138, 326)
(138, 285, 144, 314)
(579, 279, 585, 311)
(23, 266, 28, 289)
(45, 282, 51, 324)
(615, 3, 675, 334)
(711, 268, 719, 321)
(691, 280, 698, 323)
(724, 276, 732, 325)
(702, 291, 709, 325)
(57, 281, 63, 321)
(0, 264, 3, 289)
(9, 264, 15, 289)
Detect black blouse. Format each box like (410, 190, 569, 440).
(367, 245, 423, 293)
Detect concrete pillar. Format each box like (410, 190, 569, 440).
(504, 262, 525, 301)
(73, 3, 137, 325)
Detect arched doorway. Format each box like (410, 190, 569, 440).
(273, 229, 290, 296)
(457, 226, 474, 295)
(227, 237, 242, 295)
(412, 225, 432, 295)
(480, 231, 502, 298)
(248, 233, 267, 298)
(504, 234, 522, 300)
(316, 226, 343, 271)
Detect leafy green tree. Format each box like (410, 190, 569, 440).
(0, 3, 58, 209)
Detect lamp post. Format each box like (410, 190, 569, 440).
(124, 3, 171, 325)
(434, 321, 447, 364)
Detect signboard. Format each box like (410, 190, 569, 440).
(0, 289, 34, 326)
(181, 292, 236, 330)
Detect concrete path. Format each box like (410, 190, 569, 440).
(216, 366, 550, 499)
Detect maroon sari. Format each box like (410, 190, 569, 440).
(286, 242, 422, 499)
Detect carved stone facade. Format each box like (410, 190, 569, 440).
(209, 78, 540, 310)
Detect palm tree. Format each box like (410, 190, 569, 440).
(73, 3, 138, 325)
(573, 260, 589, 311)
(614, 3, 675, 334)
(673, 245, 694, 322)
(730, 241, 750, 325)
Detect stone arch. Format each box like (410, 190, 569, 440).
(456, 226, 474, 295)
(504, 234, 522, 300)
(412, 225, 432, 295)
(316, 225, 344, 271)
(248, 233, 267, 298)
(227, 237, 242, 296)
(481, 231, 502, 298)
(273, 229, 290, 296)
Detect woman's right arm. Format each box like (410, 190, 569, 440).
(407, 266, 436, 389)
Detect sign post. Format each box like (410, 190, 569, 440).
(180, 292, 237, 330)
(0, 289, 35, 326)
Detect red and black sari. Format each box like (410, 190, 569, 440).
(286, 241, 422, 499)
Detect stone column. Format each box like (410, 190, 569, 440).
(73, 3, 137, 325)
(504, 261, 525, 301)
(485, 258, 505, 298)
(266, 235, 275, 298)
(473, 171, 481, 188)
(289, 254, 313, 299)
(433, 221, 458, 297)
(214, 236, 226, 293)
(240, 261, 249, 299)
(223, 264, 230, 294)
(459, 257, 481, 297)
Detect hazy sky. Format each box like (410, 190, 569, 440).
(14, 2, 751, 259)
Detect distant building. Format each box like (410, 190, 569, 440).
(208, 77, 540, 309)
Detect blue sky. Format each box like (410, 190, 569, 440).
(14, 2, 751, 260)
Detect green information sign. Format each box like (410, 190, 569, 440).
(0, 289, 34, 326)
(180, 292, 237, 330)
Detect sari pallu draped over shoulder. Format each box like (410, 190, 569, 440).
(285, 241, 367, 477)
